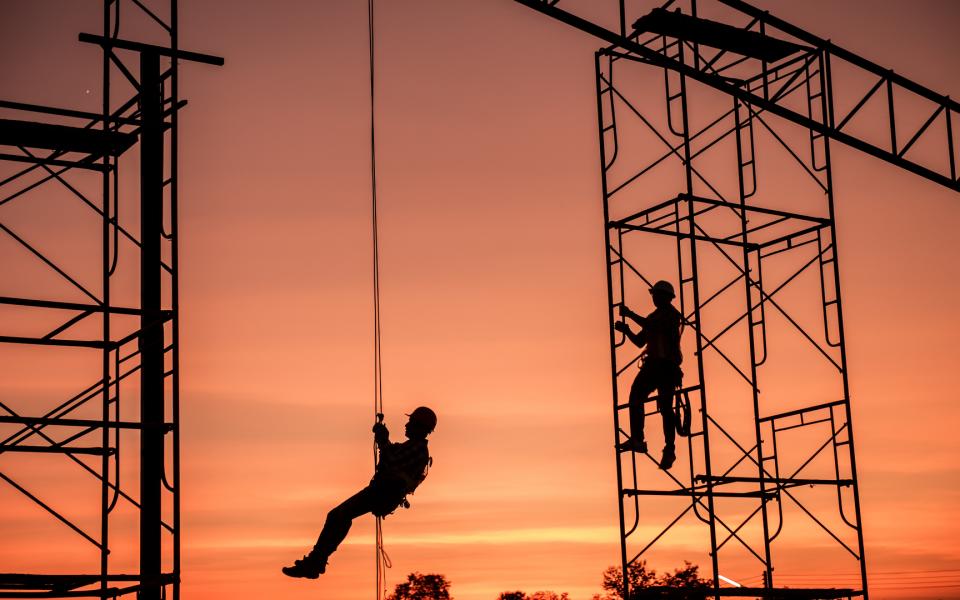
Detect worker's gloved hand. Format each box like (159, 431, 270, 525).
(372, 422, 388, 437)
(614, 321, 629, 333)
(620, 305, 635, 320)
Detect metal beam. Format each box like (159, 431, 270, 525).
(78, 33, 224, 66)
(512, 0, 960, 193)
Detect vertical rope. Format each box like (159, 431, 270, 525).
(367, 0, 389, 598)
(368, 1, 382, 421)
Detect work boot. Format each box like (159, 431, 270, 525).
(617, 438, 648, 453)
(282, 554, 326, 579)
(659, 445, 676, 470)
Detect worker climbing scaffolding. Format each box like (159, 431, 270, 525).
(282, 407, 437, 579)
(614, 280, 683, 470)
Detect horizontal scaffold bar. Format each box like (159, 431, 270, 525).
(0, 323, 175, 349)
(0, 444, 114, 456)
(695, 475, 853, 487)
(609, 193, 832, 248)
(623, 488, 774, 498)
(0, 152, 110, 172)
(78, 33, 224, 66)
(0, 335, 111, 349)
(0, 119, 136, 156)
(760, 399, 847, 422)
(611, 193, 830, 229)
(0, 416, 174, 432)
(615, 223, 759, 248)
(0, 572, 177, 597)
(0, 296, 171, 317)
(632, 585, 860, 599)
(0, 99, 135, 125)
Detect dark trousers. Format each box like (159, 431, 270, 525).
(312, 479, 404, 561)
(628, 359, 680, 449)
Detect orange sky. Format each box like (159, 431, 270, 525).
(1, 1, 959, 599)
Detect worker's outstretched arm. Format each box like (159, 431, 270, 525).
(620, 304, 647, 327)
(614, 320, 647, 348)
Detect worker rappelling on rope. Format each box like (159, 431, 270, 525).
(284, 0, 438, 590)
(614, 280, 683, 470)
(282, 406, 437, 579)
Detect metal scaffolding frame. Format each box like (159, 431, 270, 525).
(0, 2, 220, 599)
(513, 0, 960, 598)
(596, 43, 867, 598)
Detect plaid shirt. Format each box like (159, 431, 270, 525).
(375, 435, 430, 492)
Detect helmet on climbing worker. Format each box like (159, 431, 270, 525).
(405, 406, 437, 437)
(649, 280, 675, 299)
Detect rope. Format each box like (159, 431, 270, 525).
(367, 0, 390, 598)
(368, 1, 382, 421)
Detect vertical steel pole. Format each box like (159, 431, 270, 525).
(818, 49, 869, 600)
(99, 1, 112, 595)
(139, 50, 164, 600)
(170, 4, 182, 598)
(595, 50, 631, 600)
(676, 48, 720, 599)
(733, 97, 775, 587)
(618, 1, 626, 37)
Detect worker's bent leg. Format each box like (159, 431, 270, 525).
(311, 486, 377, 561)
(654, 365, 679, 470)
(656, 378, 676, 450)
(628, 368, 658, 448)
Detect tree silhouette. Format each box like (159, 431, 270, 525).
(658, 562, 710, 592)
(387, 572, 452, 600)
(598, 561, 658, 598)
(592, 561, 709, 600)
(497, 592, 569, 600)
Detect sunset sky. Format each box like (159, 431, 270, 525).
(1, 1, 959, 599)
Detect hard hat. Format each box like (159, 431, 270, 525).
(406, 406, 437, 433)
(650, 280, 675, 298)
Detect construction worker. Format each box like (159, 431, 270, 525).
(614, 280, 683, 470)
(282, 406, 437, 579)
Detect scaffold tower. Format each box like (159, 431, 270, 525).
(0, 2, 221, 599)
(514, 1, 960, 598)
